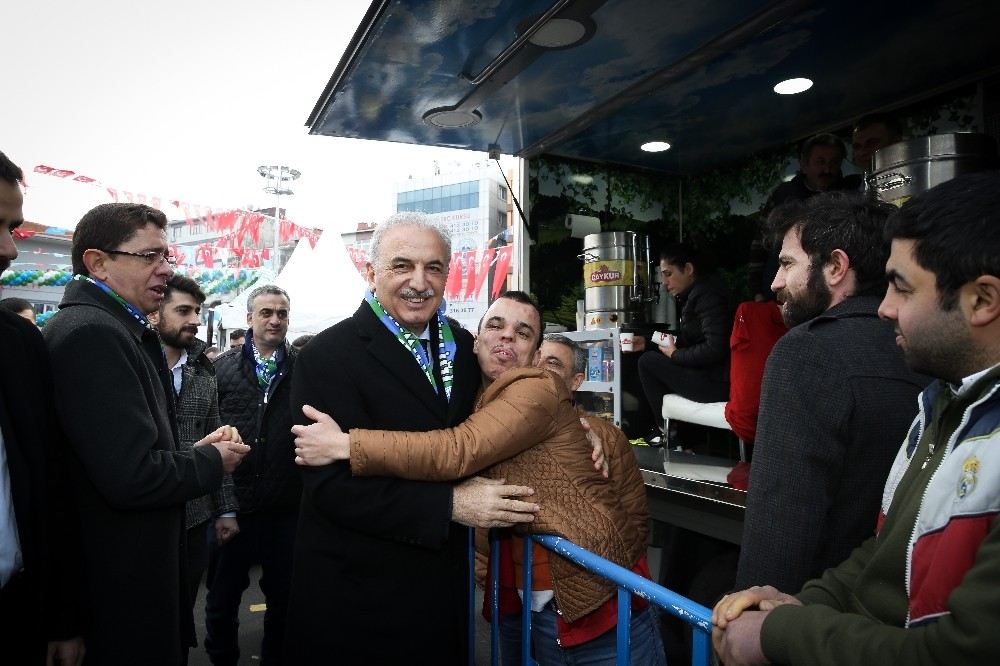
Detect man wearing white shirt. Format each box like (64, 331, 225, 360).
(154, 275, 240, 664)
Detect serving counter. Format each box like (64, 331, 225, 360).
(632, 446, 746, 545)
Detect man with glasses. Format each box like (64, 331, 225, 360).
(43, 202, 250, 666)
(207, 285, 299, 666)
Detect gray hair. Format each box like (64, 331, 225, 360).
(543, 333, 587, 374)
(246, 284, 290, 312)
(369, 212, 452, 267)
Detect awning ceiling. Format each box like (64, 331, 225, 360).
(308, 0, 998, 174)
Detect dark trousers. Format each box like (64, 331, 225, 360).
(181, 521, 211, 666)
(0, 572, 46, 665)
(204, 510, 296, 666)
(638, 350, 729, 429)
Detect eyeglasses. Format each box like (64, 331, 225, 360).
(102, 249, 177, 266)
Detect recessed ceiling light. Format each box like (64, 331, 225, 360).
(422, 108, 483, 128)
(528, 18, 588, 48)
(570, 174, 594, 185)
(773, 78, 813, 95)
(641, 141, 671, 152)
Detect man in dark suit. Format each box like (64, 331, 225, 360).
(736, 193, 928, 593)
(0, 150, 84, 665)
(285, 212, 539, 664)
(43, 201, 249, 665)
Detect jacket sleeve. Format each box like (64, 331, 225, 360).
(292, 343, 457, 549)
(762, 519, 1000, 665)
(735, 332, 852, 591)
(350, 376, 562, 480)
(592, 417, 649, 550)
(205, 381, 239, 515)
(47, 322, 222, 509)
(671, 282, 731, 368)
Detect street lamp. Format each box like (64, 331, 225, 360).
(256, 165, 300, 273)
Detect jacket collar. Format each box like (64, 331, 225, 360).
(804, 294, 882, 329)
(59, 278, 151, 343)
(352, 301, 459, 420)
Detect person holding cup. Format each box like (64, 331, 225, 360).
(637, 243, 732, 444)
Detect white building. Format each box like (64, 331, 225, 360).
(343, 165, 515, 331)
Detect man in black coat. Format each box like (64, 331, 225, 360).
(285, 213, 539, 664)
(0, 150, 84, 665)
(735, 193, 929, 592)
(206, 284, 298, 666)
(43, 202, 249, 666)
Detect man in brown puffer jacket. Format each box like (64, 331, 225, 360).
(293, 292, 664, 664)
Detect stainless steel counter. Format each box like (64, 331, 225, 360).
(634, 450, 747, 545)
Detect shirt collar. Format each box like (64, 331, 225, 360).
(170, 348, 189, 371)
(949, 362, 1000, 397)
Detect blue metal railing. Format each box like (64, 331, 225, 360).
(471, 531, 713, 666)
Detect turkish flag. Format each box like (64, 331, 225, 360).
(445, 252, 464, 300)
(34, 165, 55, 174)
(74, 175, 96, 183)
(51, 169, 75, 178)
(491, 246, 513, 299)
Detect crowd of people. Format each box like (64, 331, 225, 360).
(2, 132, 1000, 666)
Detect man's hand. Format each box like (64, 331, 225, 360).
(580, 417, 609, 478)
(292, 404, 350, 466)
(196, 430, 251, 474)
(47, 636, 85, 666)
(712, 585, 801, 629)
(713, 610, 769, 666)
(452, 476, 539, 528)
(215, 516, 240, 544)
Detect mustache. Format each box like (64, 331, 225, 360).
(400, 287, 435, 299)
(181, 325, 198, 334)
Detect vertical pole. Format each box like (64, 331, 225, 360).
(273, 172, 283, 273)
(521, 538, 533, 666)
(490, 530, 500, 666)
(616, 587, 632, 666)
(692, 629, 711, 666)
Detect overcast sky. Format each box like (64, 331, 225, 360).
(3, 0, 488, 232)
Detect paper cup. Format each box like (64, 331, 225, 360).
(620, 331, 634, 352)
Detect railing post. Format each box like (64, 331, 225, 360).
(692, 628, 712, 666)
(489, 529, 500, 666)
(521, 537, 534, 666)
(616, 586, 631, 666)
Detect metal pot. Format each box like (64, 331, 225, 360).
(580, 231, 654, 329)
(869, 133, 997, 206)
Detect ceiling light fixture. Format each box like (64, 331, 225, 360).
(422, 108, 483, 129)
(527, 18, 589, 48)
(641, 141, 671, 152)
(773, 78, 813, 95)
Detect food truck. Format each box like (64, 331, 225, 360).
(303, 0, 997, 648)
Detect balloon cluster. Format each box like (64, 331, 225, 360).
(0, 269, 73, 286)
(185, 269, 262, 296)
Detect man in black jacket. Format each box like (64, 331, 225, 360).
(0, 150, 84, 665)
(284, 212, 539, 665)
(44, 201, 248, 665)
(735, 193, 929, 593)
(206, 284, 298, 666)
